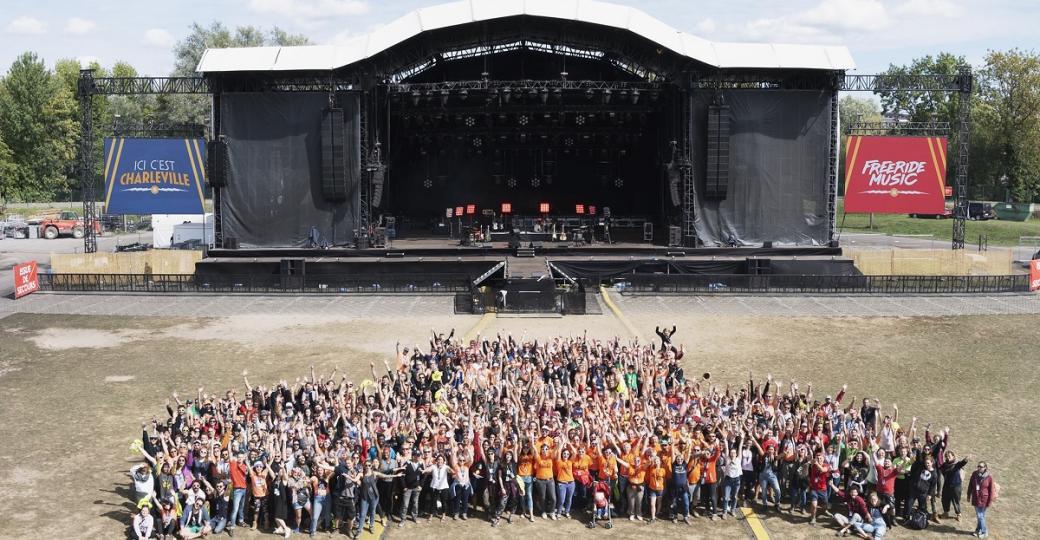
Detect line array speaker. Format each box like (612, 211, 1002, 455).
(206, 139, 228, 188)
(321, 108, 347, 201)
(705, 105, 730, 200)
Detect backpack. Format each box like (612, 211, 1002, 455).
(906, 510, 929, 530)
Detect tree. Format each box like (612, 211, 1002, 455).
(877, 53, 971, 122)
(0, 52, 79, 203)
(156, 23, 310, 125)
(0, 135, 16, 213)
(875, 53, 972, 189)
(838, 96, 882, 192)
(972, 49, 1040, 202)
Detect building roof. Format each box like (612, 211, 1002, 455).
(197, 0, 855, 73)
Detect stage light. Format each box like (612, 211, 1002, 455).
(466, 204, 476, 215)
(589, 206, 597, 215)
(503, 87, 512, 104)
(631, 89, 640, 104)
(507, 177, 517, 188)
(576, 204, 585, 214)
(472, 136, 483, 148)
(585, 88, 595, 100)
(459, 89, 468, 101)
(465, 116, 476, 127)
(575, 114, 586, 126)
(540, 88, 549, 104)
(410, 90, 421, 106)
(531, 177, 540, 188)
(539, 202, 550, 214)
(455, 206, 464, 217)
(440, 89, 449, 106)
(614, 177, 624, 188)
(423, 178, 432, 189)
(501, 202, 512, 214)
(518, 114, 529, 126)
(602, 89, 612, 104)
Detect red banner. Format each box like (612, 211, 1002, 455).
(844, 136, 948, 214)
(13, 260, 40, 299)
(1030, 260, 1040, 292)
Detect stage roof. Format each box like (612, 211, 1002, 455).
(197, 0, 855, 74)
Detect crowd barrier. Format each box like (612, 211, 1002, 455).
(37, 273, 473, 294)
(614, 273, 1029, 294)
(455, 289, 587, 315)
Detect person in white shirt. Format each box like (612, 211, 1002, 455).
(132, 505, 154, 539)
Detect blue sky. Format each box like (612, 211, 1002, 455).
(1, 0, 1037, 76)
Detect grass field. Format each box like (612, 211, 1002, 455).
(837, 199, 1039, 247)
(0, 309, 1036, 540)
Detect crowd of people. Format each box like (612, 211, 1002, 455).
(128, 328, 997, 539)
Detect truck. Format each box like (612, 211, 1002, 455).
(37, 211, 103, 239)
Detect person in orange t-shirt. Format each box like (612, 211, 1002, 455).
(554, 444, 577, 518)
(616, 453, 647, 521)
(532, 439, 557, 519)
(646, 455, 669, 523)
(517, 443, 537, 521)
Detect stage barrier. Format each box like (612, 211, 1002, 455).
(846, 248, 1017, 276)
(49, 250, 202, 275)
(617, 274, 1028, 295)
(38, 272, 471, 294)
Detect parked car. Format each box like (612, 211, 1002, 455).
(909, 208, 954, 219)
(967, 202, 996, 220)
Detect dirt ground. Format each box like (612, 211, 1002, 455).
(0, 309, 1036, 539)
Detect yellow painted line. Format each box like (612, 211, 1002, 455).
(463, 311, 495, 342)
(741, 507, 771, 540)
(599, 285, 643, 341)
(357, 520, 384, 539)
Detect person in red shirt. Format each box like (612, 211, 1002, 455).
(808, 452, 830, 526)
(874, 456, 899, 525)
(228, 452, 249, 531)
(968, 461, 995, 538)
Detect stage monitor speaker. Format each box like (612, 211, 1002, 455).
(705, 105, 730, 200)
(763, 241, 773, 249)
(320, 108, 347, 201)
(643, 222, 654, 242)
(224, 237, 239, 250)
(206, 139, 228, 188)
(668, 226, 682, 247)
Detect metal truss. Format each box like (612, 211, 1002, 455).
(389, 80, 663, 93)
(846, 121, 951, 135)
(87, 76, 210, 95)
(77, 70, 99, 253)
(840, 73, 969, 93)
(841, 68, 973, 249)
(827, 91, 839, 245)
(111, 122, 207, 138)
(690, 71, 842, 91)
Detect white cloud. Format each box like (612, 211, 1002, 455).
(65, 17, 96, 35)
(731, 0, 890, 43)
(694, 18, 717, 35)
(248, 0, 370, 25)
(77, 56, 100, 68)
(4, 16, 46, 35)
(895, 0, 962, 18)
(143, 28, 175, 48)
(800, 0, 890, 32)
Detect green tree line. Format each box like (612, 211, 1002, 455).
(0, 29, 1036, 208)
